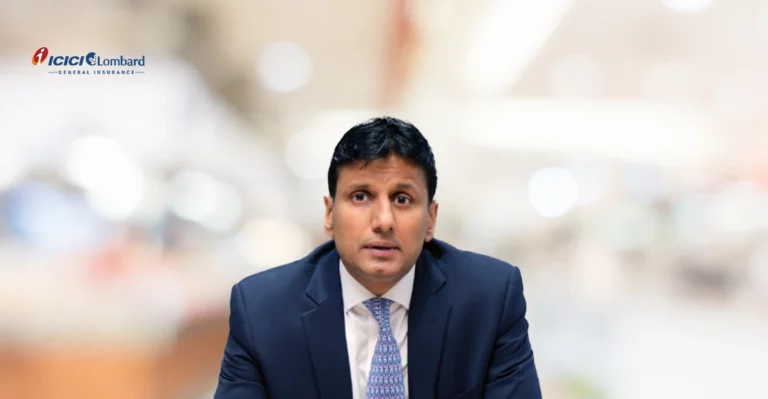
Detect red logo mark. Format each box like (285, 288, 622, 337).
(32, 47, 49, 66)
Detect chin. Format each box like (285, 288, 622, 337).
(364, 264, 403, 280)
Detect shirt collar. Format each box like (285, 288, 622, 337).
(339, 259, 415, 313)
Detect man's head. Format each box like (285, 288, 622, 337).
(324, 117, 438, 296)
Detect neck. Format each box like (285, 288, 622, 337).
(345, 266, 405, 297)
(357, 274, 399, 297)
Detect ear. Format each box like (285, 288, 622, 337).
(323, 196, 334, 238)
(425, 201, 439, 242)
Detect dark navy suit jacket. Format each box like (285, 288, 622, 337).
(214, 239, 541, 399)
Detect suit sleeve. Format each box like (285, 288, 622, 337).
(483, 267, 542, 399)
(214, 283, 270, 399)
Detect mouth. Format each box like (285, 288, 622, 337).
(364, 242, 399, 257)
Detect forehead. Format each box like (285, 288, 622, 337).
(336, 155, 427, 189)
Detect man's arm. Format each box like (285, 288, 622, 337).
(484, 266, 542, 399)
(214, 283, 269, 399)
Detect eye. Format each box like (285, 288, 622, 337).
(394, 195, 412, 205)
(351, 192, 368, 202)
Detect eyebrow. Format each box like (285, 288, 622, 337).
(348, 183, 372, 192)
(394, 183, 417, 192)
(347, 182, 418, 193)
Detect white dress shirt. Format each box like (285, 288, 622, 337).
(340, 260, 414, 399)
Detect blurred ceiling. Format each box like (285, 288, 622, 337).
(1, 0, 766, 176)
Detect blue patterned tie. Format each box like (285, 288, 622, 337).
(363, 297, 406, 399)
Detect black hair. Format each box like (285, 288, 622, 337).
(327, 116, 437, 203)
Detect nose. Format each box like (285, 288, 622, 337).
(371, 199, 395, 232)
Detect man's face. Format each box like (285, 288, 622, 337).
(324, 154, 438, 295)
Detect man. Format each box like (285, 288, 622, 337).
(214, 117, 541, 399)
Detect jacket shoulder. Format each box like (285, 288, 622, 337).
(232, 258, 315, 314)
(235, 240, 335, 298)
(238, 260, 310, 289)
(435, 240, 519, 275)
(431, 240, 522, 293)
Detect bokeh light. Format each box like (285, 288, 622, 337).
(528, 167, 579, 218)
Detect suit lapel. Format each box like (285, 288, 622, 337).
(301, 247, 353, 399)
(408, 241, 452, 399)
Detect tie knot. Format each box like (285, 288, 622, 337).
(363, 297, 393, 328)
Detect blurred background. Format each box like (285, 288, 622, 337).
(1, 0, 768, 398)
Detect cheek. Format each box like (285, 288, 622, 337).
(400, 214, 430, 237)
(333, 209, 366, 234)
